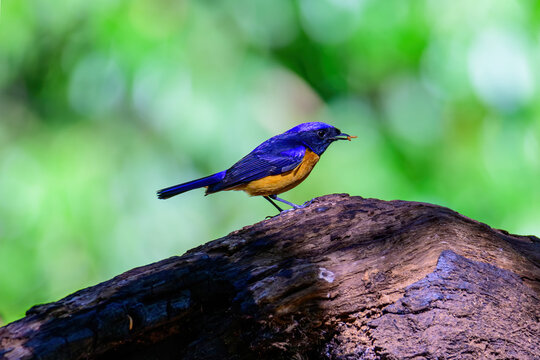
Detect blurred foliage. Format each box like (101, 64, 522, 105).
(1, 0, 539, 323)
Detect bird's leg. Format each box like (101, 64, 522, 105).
(264, 196, 284, 212)
(269, 194, 301, 209)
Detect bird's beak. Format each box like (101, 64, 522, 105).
(332, 133, 357, 141)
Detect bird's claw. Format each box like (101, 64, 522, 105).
(302, 199, 315, 207)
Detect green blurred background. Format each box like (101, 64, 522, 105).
(1, 0, 539, 323)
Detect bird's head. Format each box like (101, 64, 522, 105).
(285, 122, 356, 155)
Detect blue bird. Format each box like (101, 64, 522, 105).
(157, 122, 356, 212)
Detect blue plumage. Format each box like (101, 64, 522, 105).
(207, 143, 306, 193)
(157, 171, 225, 199)
(157, 122, 355, 211)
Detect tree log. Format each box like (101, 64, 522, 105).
(1, 194, 539, 359)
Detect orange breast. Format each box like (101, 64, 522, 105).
(230, 149, 320, 196)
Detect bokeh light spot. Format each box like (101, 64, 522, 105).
(226, 0, 298, 48)
(382, 76, 443, 146)
(69, 53, 126, 117)
(299, 0, 365, 44)
(467, 28, 534, 112)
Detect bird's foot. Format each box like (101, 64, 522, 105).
(302, 198, 315, 207)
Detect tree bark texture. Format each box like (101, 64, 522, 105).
(0, 194, 539, 359)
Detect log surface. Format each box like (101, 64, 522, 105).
(1, 194, 539, 359)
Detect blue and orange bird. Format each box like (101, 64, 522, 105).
(157, 122, 356, 212)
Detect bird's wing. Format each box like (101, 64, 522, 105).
(208, 141, 306, 192)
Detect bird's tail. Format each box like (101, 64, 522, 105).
(157, 171, 226, 199)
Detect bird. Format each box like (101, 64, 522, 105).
(157, 122, 356, 212)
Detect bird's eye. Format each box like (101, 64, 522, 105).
(317, 130, 326, 138)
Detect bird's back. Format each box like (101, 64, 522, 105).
(206, 133, 308, 194)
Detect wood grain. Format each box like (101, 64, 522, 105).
(1, 194, 538, 359)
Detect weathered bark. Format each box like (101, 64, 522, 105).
(0, 194, 539, 360)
